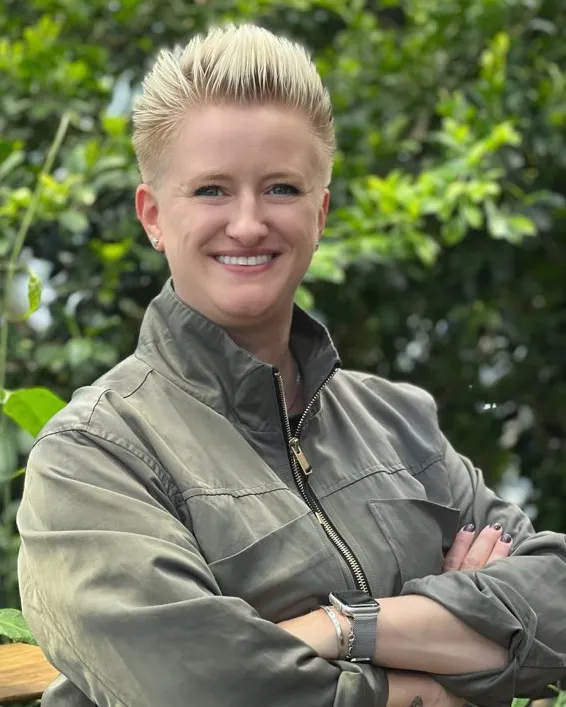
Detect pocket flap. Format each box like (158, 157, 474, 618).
(368, 498, 461, 590)
(209, 511, 343, 621)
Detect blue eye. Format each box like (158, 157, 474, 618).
(195, 184, 223, 197)
(269, 184, 300, 196)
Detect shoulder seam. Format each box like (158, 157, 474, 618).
(33, 425, 187, 521)
(85, 363, 154, 428)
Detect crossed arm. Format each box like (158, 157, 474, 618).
(19, 429, 566, 707)
(279, 523, 513, 707)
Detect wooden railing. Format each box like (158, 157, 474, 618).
(0, 643, 58, 704)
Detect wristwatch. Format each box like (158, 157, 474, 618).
(328, 590, 380, 663)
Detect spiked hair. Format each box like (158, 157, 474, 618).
(132, 24, 335, 186)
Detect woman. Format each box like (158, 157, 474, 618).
(17, 23, 566, 707)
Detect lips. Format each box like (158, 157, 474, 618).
(214, 254, 276, 266)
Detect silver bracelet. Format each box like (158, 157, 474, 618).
(319, 605, 345, 659)
(344, 615, 355, 661)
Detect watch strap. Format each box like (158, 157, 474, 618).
(328, 592, 380, 663)
(349, 611, 377, 662)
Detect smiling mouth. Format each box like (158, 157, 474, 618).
(214, 254, 276, 266)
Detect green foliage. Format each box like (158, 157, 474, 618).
(0, 608, 36, 645)
(3, 388, 66, 438)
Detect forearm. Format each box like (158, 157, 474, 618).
(385, 671, 448, 707)
(374, 595, 508, 674)
(279, 595, 507, 676)
(278, 613, 459, 707)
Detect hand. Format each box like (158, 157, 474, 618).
(443, 522, 512, 573)
(385, 670, 464, 707)
(426, 678, 466, 707)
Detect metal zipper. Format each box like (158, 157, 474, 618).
(274, 367, 370, 594)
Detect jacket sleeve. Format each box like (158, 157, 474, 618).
(17, 428, 388, 707)
(401, 432, 566, 707)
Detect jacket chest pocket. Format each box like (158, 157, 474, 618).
(368, 498, 461, 593)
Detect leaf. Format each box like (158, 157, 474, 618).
(529, 18, 557, 34)
(507, 215, 537, 237)
(0, 609, 37, 645)
(66, 338, 93, 367)
(6, 267, 43, 322)
(101, 114, 128, 137)
(26, 267, 42, 316)
(461, 203, 483, 229)
(415, 236, 442, 265)
(3, 387, 66, 437)
(308, 241, 348, 284)
(59, 210, 89, 234)
(93, 155, 129, 172)
(99, 241, 131, 263)
(485, 200, 511, 240)
(441, 218, 467, 246)
(0, 149, 24, 181)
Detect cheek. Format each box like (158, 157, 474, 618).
(165, 205, 225, 240)
(280, 204, 320, 239)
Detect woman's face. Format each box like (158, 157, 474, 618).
(136, 103, 329, 331)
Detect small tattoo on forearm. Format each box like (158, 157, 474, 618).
(410, 697, 424, 707)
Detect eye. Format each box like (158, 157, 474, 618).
(194, 184, 223, 197)
(268, 183, 301, 196)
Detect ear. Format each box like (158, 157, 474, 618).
(135, 183, 164, 251)
(317, 188, 330, 234)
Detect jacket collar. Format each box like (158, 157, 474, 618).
(135, 279, 340, 432)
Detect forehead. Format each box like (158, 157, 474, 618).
(167, 103, 321, 182)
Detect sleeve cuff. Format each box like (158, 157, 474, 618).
(401, 571, 538, 705)
(332, 662, 389, 707)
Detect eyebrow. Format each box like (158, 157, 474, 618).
(180, 172, 230, 187)
(181, 170, 308, 188)
(262, 171, 307, 182)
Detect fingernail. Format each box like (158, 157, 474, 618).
(462, 523, 475, 532)
(501, 533, 512, 544)
(490, 522, 503, 531)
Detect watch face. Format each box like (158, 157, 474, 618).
(332, 590, 373, 606)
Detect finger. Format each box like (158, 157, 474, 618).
(486, 532, 513, 563)
(460, 523, 503, 571)
(443, 524, 476, 572)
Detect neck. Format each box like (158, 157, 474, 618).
(223, 307, 293, 368)
(224, 310, 301, 410)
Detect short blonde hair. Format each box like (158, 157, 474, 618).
(132, 23, 335, 186)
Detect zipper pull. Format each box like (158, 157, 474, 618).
(289, 437, 312, 475)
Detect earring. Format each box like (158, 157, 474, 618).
(315, 241, 320, 251)
(150, 236, 159, 248)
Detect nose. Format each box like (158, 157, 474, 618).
(225, 192, 269, 245)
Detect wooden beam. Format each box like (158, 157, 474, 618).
(0, 643, 59, 704)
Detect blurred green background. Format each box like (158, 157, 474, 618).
(1, 0, 566, 616)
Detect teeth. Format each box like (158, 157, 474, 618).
(216, 254, 274, 266)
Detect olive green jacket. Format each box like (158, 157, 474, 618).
(17, 280, 566, 707)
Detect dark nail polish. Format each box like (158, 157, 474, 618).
(501, 533, 512, 544)
(462, 523, 475, 532)
(490, 522, 503, 531)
